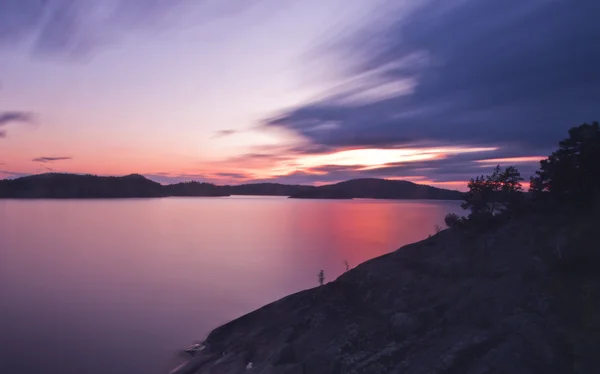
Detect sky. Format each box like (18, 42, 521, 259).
(1, 0, 598, 190)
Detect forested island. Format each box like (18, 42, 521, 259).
(0, 174, 462, 200)
(288, 179, 462, 200)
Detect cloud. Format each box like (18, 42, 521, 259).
(265, 0, 600, 153)
(235, 142, 544, 188)
(194, 137, 546, 187)
(0, 0, 186, 56)
(0, 111, 34, 126)
(0, 111, 35, 137)
(213, 129, 238, 138)
(215, 172, 251, 179)
(32, 156, 72, 163)
(0, 0, 261, 57)
(220, 150, 295, 171)
(264, 156, 539, 187)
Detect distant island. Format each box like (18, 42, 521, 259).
(288, 178, 462, 200)
(0, 173, 463, 200)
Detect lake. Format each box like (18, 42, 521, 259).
(0, 197, 462, 374)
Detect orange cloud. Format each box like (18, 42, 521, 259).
(206, 145, 497, 181)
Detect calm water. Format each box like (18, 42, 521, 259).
(0, 197, 462, 374)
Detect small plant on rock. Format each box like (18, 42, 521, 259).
(444, 213, 464, 229)
(318, 270, 325, 286)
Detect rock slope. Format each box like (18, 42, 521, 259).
(173, 215, 598, 374)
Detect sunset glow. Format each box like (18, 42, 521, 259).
(0, 2, 597, 374)
(0, 0, 578, 190)
(294, 147, 498, 169)
(165, 145, 502, 186)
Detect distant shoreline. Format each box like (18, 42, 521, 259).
(0, 173, 463, 200)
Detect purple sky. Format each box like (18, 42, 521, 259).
(1, 0, 598, 189)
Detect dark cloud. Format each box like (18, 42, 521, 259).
(288, 143, 336, 155)
(0, 111, 34, 137)
(369, 150, 543, 182)
(0, 111, 34, 126)
(266, 0, 600, 153)
(32, 156, 72, 163)
(240, 153, 276, 159)
(224, 151, 294, 168)
(215, 172, 250, 179)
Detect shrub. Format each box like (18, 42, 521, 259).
(318, 270, 325, 286)
(462, 165, 524, 218)
(444, 213, 464, 229)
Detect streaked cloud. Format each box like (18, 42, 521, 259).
(256, 0, 599, 186)
(0, 112, 34, 125)
(32, 156, 72, 163)
(475, 156, 545, 165)
(213, 129, 239, 138)
(0, 111, 34, 137)
(2, 0, 594, 189)
(0, 0, 256, 57)
(267, 0, 598, 149)
(292, 146, 497, 169)
(215, 172, 251, 179)
(187, 143, 509, 187)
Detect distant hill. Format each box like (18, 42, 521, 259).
(0, 173, 166, 198)
(223, 183, 316, 196)
(0, 174, 462, 200)
(289, 178, 463, 200)
(165, 181, 229, 197)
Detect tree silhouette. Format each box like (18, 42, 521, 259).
(461, 165, 523, 218)
(531, 122, 600, 204)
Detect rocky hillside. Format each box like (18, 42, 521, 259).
(172, 212, 599, 374)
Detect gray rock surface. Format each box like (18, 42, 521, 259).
(172, 215, 597, 374)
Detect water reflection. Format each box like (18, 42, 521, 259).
(0, 197, 462, 374)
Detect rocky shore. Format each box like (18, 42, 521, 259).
(172, 213, 598, 374)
